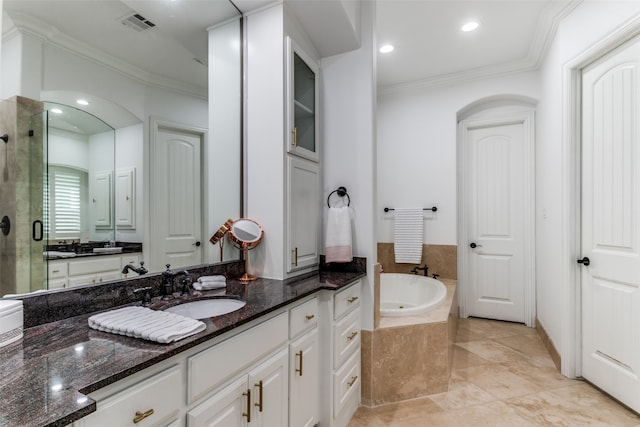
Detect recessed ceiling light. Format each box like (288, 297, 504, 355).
(380, 44, 395, 54)
(461, 21, 479, 32)
(51, 108, 63, 114)
(76, 99, 89, 106)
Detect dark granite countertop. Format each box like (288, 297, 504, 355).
(0, 270, 364, 427)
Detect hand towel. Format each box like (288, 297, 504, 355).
(198, 275, 226, 283)
(193, 281, 226, 291)
(88, 306, 206, 344)
(394, 208, 424, 264)
(325, 206, 352, 263)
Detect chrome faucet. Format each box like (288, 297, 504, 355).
(411, 264, 429, 276)
(122, 261, 148, 276)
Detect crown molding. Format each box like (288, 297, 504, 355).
(4, 11, 207, 100)
(378, 0, 583, 97)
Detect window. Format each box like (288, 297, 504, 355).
(45, 166, 88, 240)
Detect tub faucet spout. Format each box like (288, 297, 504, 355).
(411, 264, 429, 276)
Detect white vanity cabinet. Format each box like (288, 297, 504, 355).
(70, 288, 362, 427)
(187, 348, 288, 427)
(286, 37, 319, 163)
(319, 280, 362, 427)
(46, 253, 143, 289)
(286, 156, 321, 273)
(289, 297, 320, 426)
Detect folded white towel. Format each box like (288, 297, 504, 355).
(394, 208, 424, 264)
(193, 281, 226, 291)
(88, 306, 206, 344)
(325, 206, 353, 263)
(198, 275, 226, 283)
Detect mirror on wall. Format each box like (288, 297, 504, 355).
(43, 102, 116, 245)
(0, 0, 243, 296)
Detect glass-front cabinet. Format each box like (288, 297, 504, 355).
(286, 37, 320, 162)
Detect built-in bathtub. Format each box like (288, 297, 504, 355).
(379, 273, 447, 317)
(361, 268, 458, 407)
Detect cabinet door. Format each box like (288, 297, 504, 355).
(286, 156, 320, 273)
(289, 328, 319, 427)
(187, 376, 248, 427)
(248, 348, 288, 427)
(92, 170, 113, 229)
(286, 37, 319, 162)
(115, 167, 136, 229)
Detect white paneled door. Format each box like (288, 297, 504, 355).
(152, 125, 203, 270)
(581, 35, 640, 413)
(462, 115, 533, 325)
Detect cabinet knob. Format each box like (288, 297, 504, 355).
(133, 409, 154, 424)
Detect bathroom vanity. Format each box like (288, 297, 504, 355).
(0, 270, 364, 427)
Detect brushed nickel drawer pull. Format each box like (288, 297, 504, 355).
(133, 409, 154, 424)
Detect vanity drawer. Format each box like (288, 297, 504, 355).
(334, 281, 361, 320)
(333, 350, 360, 418)
(187, 312, 288, 404)
(289, 296, 318, 339)
(78, 365, 181, 427)
(68, 256, 121, 276)
(47, 261, 68, 279)
(333, 308, 360, 369)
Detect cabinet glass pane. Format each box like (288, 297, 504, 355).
(294, 53, 316, 153)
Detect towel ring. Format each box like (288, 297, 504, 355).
(327, 186, 351, 207)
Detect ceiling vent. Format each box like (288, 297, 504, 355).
(120, 13, 156, 32)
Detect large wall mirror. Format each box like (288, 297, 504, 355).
(0, 0, 243, 296)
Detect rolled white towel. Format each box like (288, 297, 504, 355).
(193, 281, 226, 291)
(198, 275, 226, 283)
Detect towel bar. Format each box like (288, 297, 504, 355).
(384, 206, 437, 213)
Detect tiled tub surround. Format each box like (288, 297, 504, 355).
(377, 243, 457, 279)
(0, 262, 365, 427)
(361, 278, 458, 406)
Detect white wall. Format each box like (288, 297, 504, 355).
(48, 129, 89, 171)
(536, 1, 640, 376)
(245, 4, 286, 279)
(377, 71, 540, 245)
(322, 0, 377, 330)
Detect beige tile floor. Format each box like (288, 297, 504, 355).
(348, 317, 640, 426)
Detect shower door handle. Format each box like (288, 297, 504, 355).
(32, 220, 43, 241)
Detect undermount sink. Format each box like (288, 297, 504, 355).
(164, 298, 246, 319)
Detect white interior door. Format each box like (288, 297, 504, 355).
(462, 116, 533, 324)
(581, 35, 640, 413)
(152, 125, 203, 270)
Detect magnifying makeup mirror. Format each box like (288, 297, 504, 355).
(227, 218, 264, 282)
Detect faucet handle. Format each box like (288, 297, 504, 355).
(134, 286, 153, 306)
